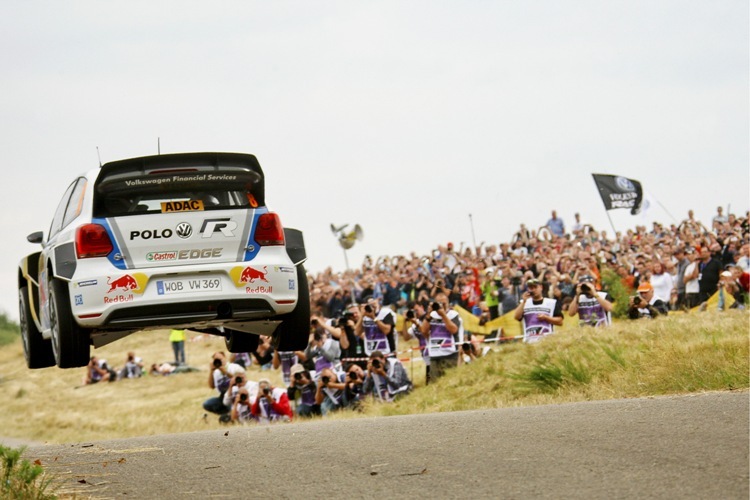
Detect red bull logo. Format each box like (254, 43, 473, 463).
(107, 275, 137, 293)
(240, 266, 268, 284)
(105, 273, 148, 295)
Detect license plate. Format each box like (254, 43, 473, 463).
(156, 278, 222, 295)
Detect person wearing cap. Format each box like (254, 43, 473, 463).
(286, 364, 320, 417)
(251, 378, 293, 423)
(567, 275, 614, 327)
(628, 281, 669, 319)
(513, 278, 563, 343)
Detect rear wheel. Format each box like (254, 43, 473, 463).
(19, 286, 54, 369)
(274, 264, 310, 352)
(225, 329, 260, 354)
(49, 279, 90, 368)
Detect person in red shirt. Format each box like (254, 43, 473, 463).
(251, 378, 293, 423)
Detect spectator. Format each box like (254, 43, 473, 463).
(362, 351, 412, 401)
(303, 323, 342, 377)
(222, 371, 259, 414)
(457, 341, 478, 365)
(203, 351, 244, 421)
(287, 364, 320, 417)
(315, 367, 348, 415)
(169, 328, 187, 366)
(251, 378, 293, 423)
(683, 248, 701, 308)
(119, 351, 144, 379)
(567, 275, 614, 327)
(673, 247, 690, 310)
(83, 356, 111, 385)
(356, 298, 397, 356)
(514, 278, 564, 343)
(698, 246, 722, 304)
(546, 210, 565, 238)
(419, 292, 464, 380)
(338, 304, 365, 371)
(150, 362, 176, 376)
(649, 261, 674, 306)
(628, 281, 669, 319)
(343, 363, 367, 410)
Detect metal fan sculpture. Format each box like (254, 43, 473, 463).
(330, 223, 364, 271)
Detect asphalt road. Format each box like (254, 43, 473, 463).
(26, 391, 749, 499)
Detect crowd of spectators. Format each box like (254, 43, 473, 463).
(203, 207, 748, 424)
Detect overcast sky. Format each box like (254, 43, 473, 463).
(1, 1, 747, 320)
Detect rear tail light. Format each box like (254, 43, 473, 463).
(76, 224, 114, 258)
(254, 213, 285, 246)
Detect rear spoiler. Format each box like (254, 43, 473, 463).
(284, 228, 306, 265)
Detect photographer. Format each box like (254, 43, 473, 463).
(272, 350, 300, 386)
(401, 302, 431, 384)
(203, 351, 244, 420)
(568, 275, 614, 327)
(419, 292, 464, 380)
(362, 351, 412, 402)
(304, 319, 342, 376)
(251, 378, 293, 423)
(628, 281, 669, 319)
(231, 387, 255, 424)
(337, 305, 366, 371)
(514, 278, 564, 343)
(222, 371, 259, 412)
(344, 364, 366, 409)
(314, 367, 348, 415)
(355, 299, 397, 356)
(287, 364, 320, 417)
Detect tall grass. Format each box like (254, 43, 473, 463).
(0, 445, 56, 499)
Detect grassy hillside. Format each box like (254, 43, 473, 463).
(0, 310, 746, 444)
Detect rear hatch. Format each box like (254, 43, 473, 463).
(92, 153, 266, 270)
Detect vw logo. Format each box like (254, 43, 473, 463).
(175, 222, 193, 239)
(615, 176, 635, 192)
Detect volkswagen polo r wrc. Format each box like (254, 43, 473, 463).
(18, 152, 309, 368)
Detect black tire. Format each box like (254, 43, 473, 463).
(19, 286, 54, 369)
(225, 329, 260, 353)
(274, 264, 310, 352)
(49, 278, 90, 368)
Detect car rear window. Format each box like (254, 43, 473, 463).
(93, 166, 263, 217)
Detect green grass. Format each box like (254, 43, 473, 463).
(0, 445, 56, 499)
(0, 312, 20, 347)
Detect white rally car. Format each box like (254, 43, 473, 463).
(18, 152, 309, 368)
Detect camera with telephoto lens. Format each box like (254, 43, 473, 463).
(580, 283, 593, 296)
(235, 376, 243, 385)
(348, 371, 358, 381)
(311, 318, 319, 327)
(212, 358, 222, 368)
(364, 304, 373, 314)
(294, 372, 303, 381)
(371, 359, 382, 369)
(239, 393, 248, 402)
(405, 310, 415, 320)
(263, 387, 271, 396)
(431, 302, 441, 312)
(511, 272, 523, 286)
(321, 375, 331, 386)
(462, 342, 472, 353)
(633, 295, 643, 306)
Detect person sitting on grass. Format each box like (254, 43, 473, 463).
(83, 356, 111, 385)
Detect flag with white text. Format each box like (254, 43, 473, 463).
(591, 174, 644, 215)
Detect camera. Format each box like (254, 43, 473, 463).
(462, 342, 472, 353)
(321, 375, 331, 386)
(405, 310, 415, 320)
(239, 393, 248, 402)
(235, 376, 243, 385)
(633, 296, 643, 306)
(364, 304, 373, 314)
(511, 272, 523, 286)
(348, 371, 358, 380)
(294, 372, 303, 381)
(313, 331, 322, 342)
(431, 302, 441, 312)
(371, 359, 382, 369)
(263, 387, 271, 396)
(311, 319, 319, 327)
(212, 358, 222, 368)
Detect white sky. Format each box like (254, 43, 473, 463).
(1, 1, 748, 320)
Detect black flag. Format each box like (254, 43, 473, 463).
(591, 174, 644, 215)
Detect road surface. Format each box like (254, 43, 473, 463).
(26, 391, 749, 499)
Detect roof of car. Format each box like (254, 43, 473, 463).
(99, 152, 263, 178)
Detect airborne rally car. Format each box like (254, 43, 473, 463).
(18, 152, 309, 369)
